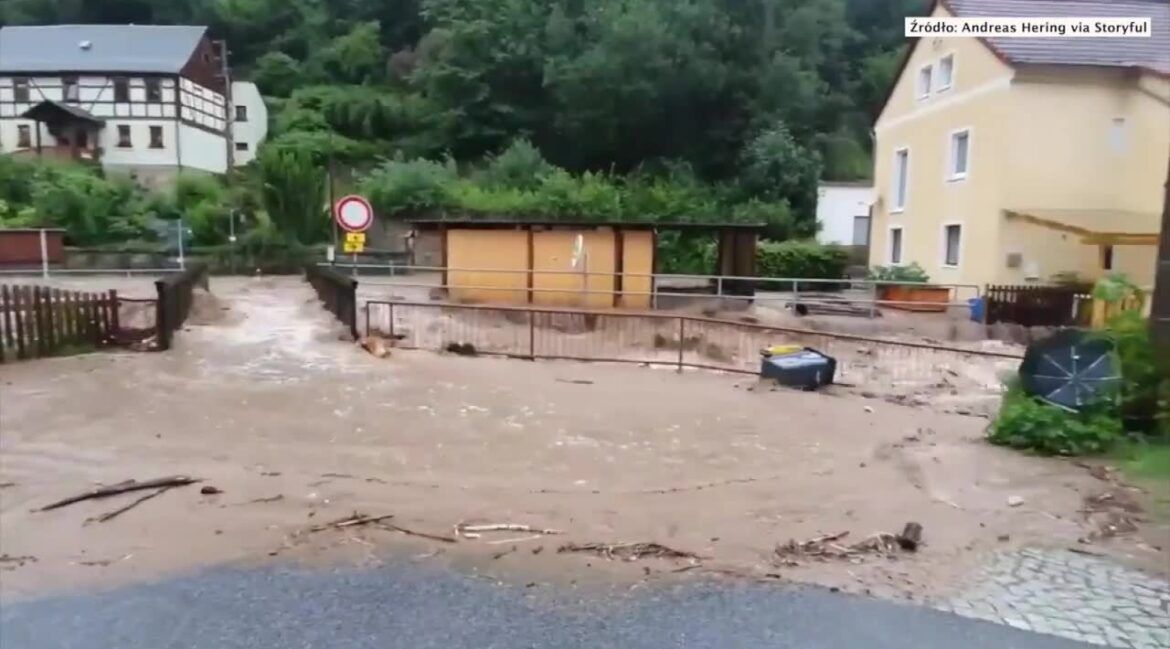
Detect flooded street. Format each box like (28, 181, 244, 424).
(1, 276, 1166, 605)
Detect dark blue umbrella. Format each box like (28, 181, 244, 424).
(1018, 329, 1121, 411)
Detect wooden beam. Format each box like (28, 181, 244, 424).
(1151, 148, 1170, 353)
(526, 225, 534, 305)
(613, 227, 624, 308)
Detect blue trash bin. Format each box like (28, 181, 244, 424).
(968, 297, 985, 323)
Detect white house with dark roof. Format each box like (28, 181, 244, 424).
(0, 24, 267, 186)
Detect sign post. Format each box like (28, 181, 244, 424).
(333, 195, 374, 277)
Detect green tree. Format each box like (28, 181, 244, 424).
(258, 145, 328, 244)
(738, 121, 823, 232)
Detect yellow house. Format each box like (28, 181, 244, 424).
(871, 0, 1169, 289)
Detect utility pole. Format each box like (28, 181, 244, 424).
(1151, 147, 1170, 354)
(216, 40, 235, 173)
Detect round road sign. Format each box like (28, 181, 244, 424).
(334, 195, 374, 233)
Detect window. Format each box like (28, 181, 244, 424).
(1101, 245, 1114, 271)
(17, 124, 32, 148)
(937, 55, 954, 91)
(149, 125, 164, 149)
(113, 77, 130, 102)
(117, 125, 132, 148)
(63, 76, 79, 102)
(13, 78, 30, 102)
(1109, 118, 1127, 153)
(949, 129, 970, 180)
(892, 148, 909, 211)
(145, 78, 162, 103)
(235, 105, 248, 122)
(852, 216, 870, 246)
(917, 65, 932, 98)
(943, 224, 962, 267)
(889, 227, 904, 264)
(235, 141, 249, 151)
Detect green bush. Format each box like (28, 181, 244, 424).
(868, 262, 930, 284)
(756, 240, 848, 280)
(478, 139, 554, 191)
(657, 232, 715, 274)
(360, 156, 458, 216)
(988, 387, 1123, 456)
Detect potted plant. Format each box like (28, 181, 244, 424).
(868, 262, 951, 312)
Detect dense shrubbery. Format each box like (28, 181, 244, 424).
(989, 275, 1170, 456)
(868, 262, 930, 283)
(756, 240, 849, 280)
(357, 140, 799, 229)
(988, 387, 1123, 456)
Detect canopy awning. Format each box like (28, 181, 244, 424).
(1004, 208, 1160, 246)
(20, 100, 105, 127)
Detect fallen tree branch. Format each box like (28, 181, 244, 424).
(85, 486, 172, 524)
(455, 523, 563, 539)
(38, 476, 202, 512)
(305, 512, 395, 534)
(558, 542, 702, 562)
(379, 523, 458, 544)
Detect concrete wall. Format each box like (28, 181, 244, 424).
(178, 123, 227, 174)
(230, 81, 267, 166)
(815, 184, 872, 246)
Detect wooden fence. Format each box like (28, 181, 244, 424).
(0, 285, 120, 362)
(985, 284, 1092, 327)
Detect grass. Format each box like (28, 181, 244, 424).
(1113, 441, 1170, 483)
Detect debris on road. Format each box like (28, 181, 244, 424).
(200, 486, 224, 495)
(455, 523, 562, 539)
(444, 342, 478, 356)
(360, 336, 392, 359)
(558, 542, 701, 562)
(555, 378, 595, 385)
(0, 554, 37, 569)
(382, 522, 458, 544)
(774, 524, 925, 565)
(305, 512, 396, 533)
(1006, 495, 1025, 508)
(38, 476, 202, 512)
(243, 495, 284, 505)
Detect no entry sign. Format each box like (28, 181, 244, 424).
(334, 195, 374, 233)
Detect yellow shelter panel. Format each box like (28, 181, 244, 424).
(620, 230, 653, 309)
(446, 229, 528, 303)
(532, 229, 615, 308)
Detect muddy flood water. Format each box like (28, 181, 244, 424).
(1, 276, 1166, 604)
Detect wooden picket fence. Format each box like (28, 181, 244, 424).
(0, 285, 121, 362)
(984, 284, 1092, 327)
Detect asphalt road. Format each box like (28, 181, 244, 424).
(0, 562, 1094, 649)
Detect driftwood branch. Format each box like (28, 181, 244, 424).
(558, 542, 701, 562)
(380, 523, 458, 544)
(455, 523, 563, 539)
(38, 476, 202, 512)
(304, 512, 396, 534)
(85, 487, 172, 524)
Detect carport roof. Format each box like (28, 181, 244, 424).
(406, 218, 765, 232)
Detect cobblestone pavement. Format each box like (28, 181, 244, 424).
(937, 548, 1169, 648)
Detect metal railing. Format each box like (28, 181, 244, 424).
(366, 300, 1023, 385)
(306, 264, 358, 340)
(328, 262, 983, 315)
(154, 263, 209, 351)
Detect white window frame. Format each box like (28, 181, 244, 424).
(947, 127, 971, 182)
(916, 64, 933, 99)
(888, 226, 905, 266)
(891, 147, 910, 213)
(941, 222, 963, 269)
(936, 54, 955, 92)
